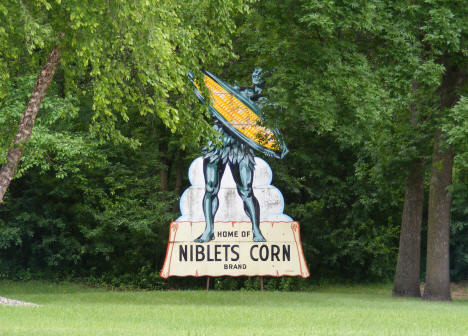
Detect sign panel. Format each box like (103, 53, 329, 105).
(160, 221, 309, 278)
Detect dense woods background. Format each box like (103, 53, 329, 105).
(1, 0, 468, 297)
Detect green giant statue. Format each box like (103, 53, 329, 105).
(190, 70, 288, 243)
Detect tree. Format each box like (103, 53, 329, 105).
(0, 0, 249, 203)
(229, 0, 403, 281)
(408, 2, 468, 301)
(0, 46, 61, 203)
(424, 60, 466, 301)
(0, 71, 201, 285)
(233, 1, 468, 299)
(361, 2, 468, 300)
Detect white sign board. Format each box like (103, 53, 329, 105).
(160, 221, 309, 278)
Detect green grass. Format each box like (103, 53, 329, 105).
(0, 281, 467, 336)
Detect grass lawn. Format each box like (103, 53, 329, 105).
(0, 281, 467, 335)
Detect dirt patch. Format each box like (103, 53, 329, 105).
(419, 282, 468, 298)
(451, 282, 468, 298)
(0, 296, 38, 306)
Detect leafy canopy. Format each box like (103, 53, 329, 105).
(0, 0, 251, 148)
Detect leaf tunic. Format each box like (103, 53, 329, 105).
(202, 120, 255, 171)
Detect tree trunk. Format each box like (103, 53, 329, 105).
(393, 80, 425, 297)
(393, 158, 425, 297)
(422, 61, 464, 301)
(422, 130, 453, 301)
(0, 46, 61, 204)
(159, 167, 168, 191)
(159, 142, 169, 192)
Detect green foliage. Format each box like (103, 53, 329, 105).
(450, 167, 468, 281)
(264, 135, 400, 282)
(212, 276, 304, 291)
(2, 0, 468, 288)
(0, 138, 176, 286)
(223, 0, 406, 282)
(0, 74, 104, 177)
(227, 0, 468, 285)
(0, 0, 251, 148)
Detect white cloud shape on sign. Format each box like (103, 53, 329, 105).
(177, 157, 293, 222)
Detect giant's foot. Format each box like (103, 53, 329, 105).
(253, 229, 266, 242)
(194, 231, 215, 243)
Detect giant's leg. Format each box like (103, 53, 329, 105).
(195, 157, 226, 242)
(230, 159, 266, 242)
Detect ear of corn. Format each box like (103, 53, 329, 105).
(195, 74, 280, 151)
(190, 71, 288, 159)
